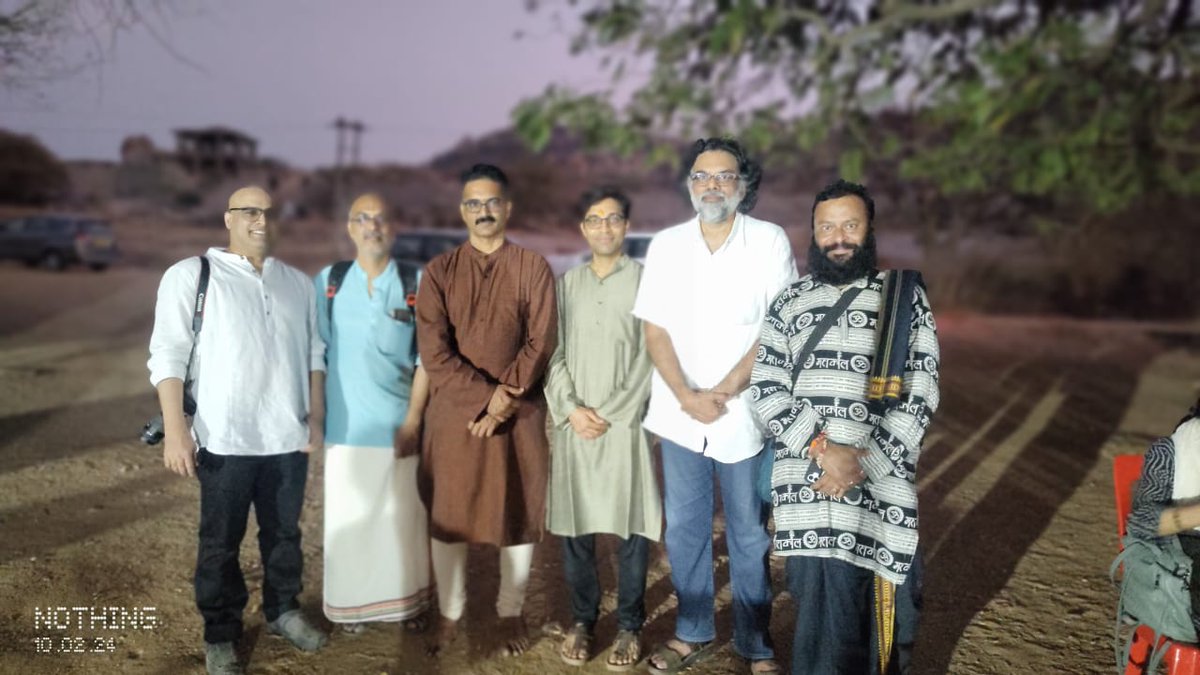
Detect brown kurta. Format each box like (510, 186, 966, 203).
(416, 240, 557, 546)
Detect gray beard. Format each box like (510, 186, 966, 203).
(691, 190, 743, 224)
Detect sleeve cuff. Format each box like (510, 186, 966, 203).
(860, 441, 895, 483)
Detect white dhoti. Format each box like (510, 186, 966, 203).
(323, 445, 433, 622)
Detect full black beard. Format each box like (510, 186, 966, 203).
(807, 228, 877, 285)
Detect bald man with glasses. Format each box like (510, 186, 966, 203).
(148, 186, 328, 674)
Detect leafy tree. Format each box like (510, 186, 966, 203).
(0, 129, 69, 204)
(515, 1, 1198, 223)
(1, 1, 193, 89)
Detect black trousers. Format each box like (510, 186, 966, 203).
(787, 550, 923, 675)
(194, 449, 308, 644)
(561, 534, 650, 632)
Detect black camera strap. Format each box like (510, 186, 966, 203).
(181, 255, 210, 416)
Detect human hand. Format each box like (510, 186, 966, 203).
(394, 420, 422, 458)
(679, 389, 729, 424)
(812, 441, 866, 499)
(487, 384, 526, 422)
(467, 414, 502, 438)
(568, 407, 609, 440)
(163, 430, 197, 477)
(303, 423, 324, 454)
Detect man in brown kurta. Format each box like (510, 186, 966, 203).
(416, 163, 557, 657)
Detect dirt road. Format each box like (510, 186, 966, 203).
(0, 229, 1197, 674)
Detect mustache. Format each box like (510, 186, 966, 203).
(822, 243, 859, 253)
(475, 216, 496, 225)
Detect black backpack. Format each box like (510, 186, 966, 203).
(324, 259, 421, 362)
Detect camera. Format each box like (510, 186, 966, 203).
(139, 389, 197, 445)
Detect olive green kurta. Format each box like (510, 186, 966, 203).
(545, 256, 661, 540)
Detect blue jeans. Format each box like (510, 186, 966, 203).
(659, 438, 774, 661)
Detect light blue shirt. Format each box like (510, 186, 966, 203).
(314, 260, 418, 448)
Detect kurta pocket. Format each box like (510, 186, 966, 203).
(375, 316, 416, 357)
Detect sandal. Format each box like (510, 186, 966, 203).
(747, 657, 782, 674)
(605, 629, 640, 671)
(559, 622, 592, 666)
(646, 638, 715, 674)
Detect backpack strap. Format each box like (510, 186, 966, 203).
(394, 259, 421, 363)
(326, 259, 421, 365)
(324, 260, 353, 324)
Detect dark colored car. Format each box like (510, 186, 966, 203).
(390, 229, 468, 265)
(0, 215, 120, 271)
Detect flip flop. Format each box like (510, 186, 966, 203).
(646, 639, 715, 674)
(747, 657, 783, 674)
(559, 622, 592, 666)
(605, 629, 640, 672)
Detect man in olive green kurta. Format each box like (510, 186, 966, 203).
(545, 187, 660, 669)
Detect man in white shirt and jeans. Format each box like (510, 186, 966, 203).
(634, 139, 797, 674)
(148, 186, 328, 675)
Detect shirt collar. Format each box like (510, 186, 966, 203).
(207, 247, 275, 272)
(352, 258, 396, 283)
(589, 253, 630, 281)
(463, 238, 507, 260)
(690, 212, 746, 255)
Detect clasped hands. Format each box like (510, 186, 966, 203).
(467, 384, 525, 438)
(810, 435, 867, 500)
(680, 388, 732, 424)
(568, 406, 609, 440)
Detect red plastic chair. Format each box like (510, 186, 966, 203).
(1114, 453, 1200, 674)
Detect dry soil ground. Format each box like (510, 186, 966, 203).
(0, 217, 1198, 674)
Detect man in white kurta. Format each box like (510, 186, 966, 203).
(545, 187, 660, 669)
(314, 194, 432, 631)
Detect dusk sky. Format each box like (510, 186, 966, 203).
(2, 1, 614, 168)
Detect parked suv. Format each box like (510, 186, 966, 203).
(0, 215, 120, 271)
(390, 229, 468, 265)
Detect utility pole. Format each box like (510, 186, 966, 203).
(349, 120, 365, 166)
(331, 117, 364, 220)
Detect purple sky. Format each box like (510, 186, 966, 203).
(2, 1, 610, 168)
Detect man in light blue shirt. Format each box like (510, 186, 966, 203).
(314, 193, 432, 634)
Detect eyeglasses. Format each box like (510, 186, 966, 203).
(350, 212, 387, 227)
(228, 207, 271, 221)
(582, 213, 627, 230)
(461, 197, 505, 213)
(688, 171, 740, 186)
(815, 221, 865, 236)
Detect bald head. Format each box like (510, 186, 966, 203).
(346, 192, 392, 263)
(224, 185, 275, 265)
(228, 185, 271, 210)
(348, 193, 386, 220)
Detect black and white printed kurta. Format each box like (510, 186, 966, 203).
(749, 272, 940, 584)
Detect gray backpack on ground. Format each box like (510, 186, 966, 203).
(1111, 534, 1197, 671)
